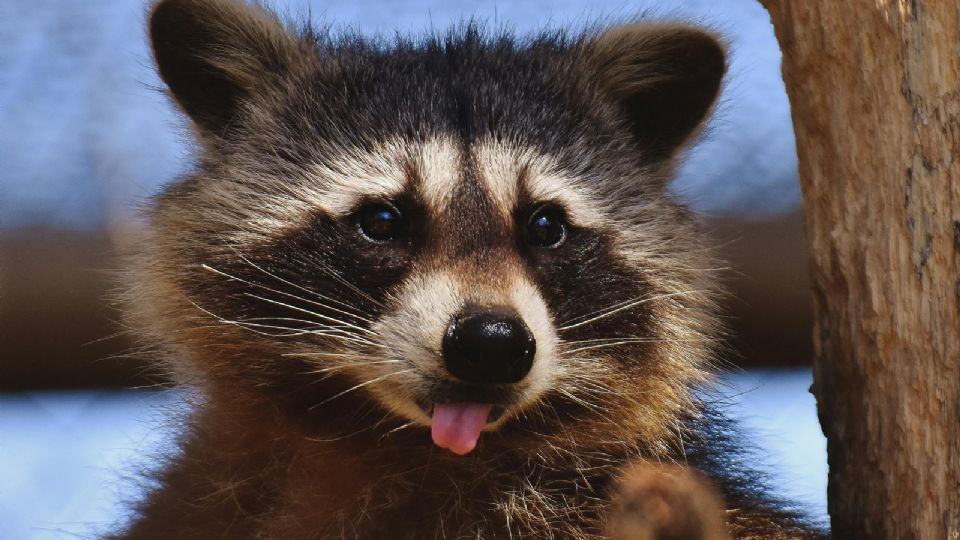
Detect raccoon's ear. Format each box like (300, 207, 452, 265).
(149, 0, 304, 137)
(585, 24, 726, 160)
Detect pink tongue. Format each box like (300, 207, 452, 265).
(431, 403, 493, 455)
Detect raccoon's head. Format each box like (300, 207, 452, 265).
(140, 0, 726, 456)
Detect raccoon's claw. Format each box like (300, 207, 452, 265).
(606, 463, 729, 540)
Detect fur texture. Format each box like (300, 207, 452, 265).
(118, 0, 825, 538)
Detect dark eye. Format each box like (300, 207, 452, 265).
(356, 203, 404, 243)
(525, 205, 567, 248)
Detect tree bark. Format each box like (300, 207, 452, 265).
(759, 2, 960, 539)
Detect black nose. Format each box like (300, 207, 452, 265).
(442, 310, 536, 385)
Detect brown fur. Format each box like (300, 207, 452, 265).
(608, 463, 728, 540)
(115, 1, 825, 538)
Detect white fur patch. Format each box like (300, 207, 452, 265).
(473, 138, 608, 227)
(234, 136, 605, 242)
(367, 270, 465, 425)
(225, 139, 412, 239)
(234, 137, 464, 239)
(508, 277, 558, 405)
(382, 270, 465, 361)
(523, 166, 608, 229)
(303, 140, 410, 217)
(472, 140, 522, 218)
(367, 267, 560, 429)
(413, 137, 461, 216)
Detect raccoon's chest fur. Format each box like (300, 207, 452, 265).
(273, 447, 614, 539)
(173, 413, 624, 539)
(143, 393, 641, 540)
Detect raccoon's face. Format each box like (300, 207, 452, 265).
(144, 0, 725, 455)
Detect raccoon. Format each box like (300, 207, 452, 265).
(118, 0, 824, 538)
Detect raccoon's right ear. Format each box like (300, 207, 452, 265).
(149, 0, 306, 137)
(584, 24, 727, 162)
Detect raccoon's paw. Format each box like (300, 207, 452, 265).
(606, 462, 729, 540)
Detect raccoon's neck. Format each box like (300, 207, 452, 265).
(164, 388, 379, 535)
(165, 386, 623, 538)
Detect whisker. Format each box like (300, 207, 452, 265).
(237, 319, 378, 345)
(201, 263, 373, 332)
(187, 299, 377, 346)
(202, 262, 377, 332)
(555, 388, 604, 414)
(242, 292, 378, 339)
(300, 360, 402, 377)
(282, 351, 368, 359)
(569, 378, 619, 396)
(379, 420, 417, 442)
(223, 247, 381, 319)
(240, 316, 357, 331)
(282, 249, 385, 309)
(236, 316, 377, 344)
(187, 300, 311, 336)
(558, 336, 636, 345)
(310, 263, 385, 309)
(303, 410, 393, 443)
(557, 290, 706, 332)
(561, 337, 706, 355)
(557, 295, 648, 328)
(198, 320, 366, 340)
(307, 369, 414, 411)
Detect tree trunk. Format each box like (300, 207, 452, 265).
(759, 2, 960, 539)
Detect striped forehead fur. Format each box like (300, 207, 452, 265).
(473, 138, 610, 228)
(214, 135, 615, 242)
(298, 135, 462, 219)
(212, 137, 458, 239)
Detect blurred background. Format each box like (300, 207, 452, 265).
(0, 0, 824, 538)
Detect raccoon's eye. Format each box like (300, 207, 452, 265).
(355, 203, 404, 243)
(525, 205, 567, 248)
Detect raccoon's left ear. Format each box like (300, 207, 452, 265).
(149, 0, 308, 138)
(584, 24, 727, 161)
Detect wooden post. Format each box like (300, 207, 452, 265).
(759, 2, 960, 538)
